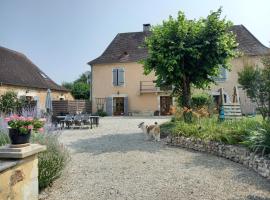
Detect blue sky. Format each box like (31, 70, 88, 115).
(0, 0, 269, 84)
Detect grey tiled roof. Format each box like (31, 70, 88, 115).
(0, 46, 68, 91)
(230, 25, 269, 56)
(88, 31, 150, 65)
(88, 25, 269, 65)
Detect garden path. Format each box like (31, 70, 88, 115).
(41, 117, 270, 200)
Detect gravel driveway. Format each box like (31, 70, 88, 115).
(41, 117, 270, 200)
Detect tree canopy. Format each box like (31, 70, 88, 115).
(142, 8, 238, 108)
(238, 55, 270, 120)
(0, 91, 27, 115)
(62, 71, 91, 100)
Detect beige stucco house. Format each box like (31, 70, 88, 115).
(0, 46, 74, 112)
(88, 24, 269, 116)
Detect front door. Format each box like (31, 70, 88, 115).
(160, 96, 172, 115)
(113, 97, 124, 116)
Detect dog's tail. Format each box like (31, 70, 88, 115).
(154, 122, 158, 125)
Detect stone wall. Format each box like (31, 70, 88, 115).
(167, 135, 270, 180)
(0, 84, 74, 111)
(0, 155, 38, 200)
(0, 144, 46, 200)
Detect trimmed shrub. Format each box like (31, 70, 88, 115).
(31, 132, 70, 189)
(96, 109, 107, 117)
(191, 93, 211, 109)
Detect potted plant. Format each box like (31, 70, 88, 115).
(5, 115, 45, 146)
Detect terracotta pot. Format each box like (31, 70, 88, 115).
(9, 129, 31, 145)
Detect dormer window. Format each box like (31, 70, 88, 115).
(40, 72, 48, 79)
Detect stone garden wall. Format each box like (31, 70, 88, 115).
(0, 144, 46, 200)
(167, 136, 270, 180)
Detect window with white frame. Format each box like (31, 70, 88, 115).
(112, 68, 125, 86)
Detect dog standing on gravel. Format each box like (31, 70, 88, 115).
(138, 122, 160, 142)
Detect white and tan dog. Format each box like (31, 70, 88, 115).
(138, 122, 160, 142)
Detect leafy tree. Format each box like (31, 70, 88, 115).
(0, 91, 27, 115)
(62, 82, 73, 90)
(142, 8, 238, 109)
(74, 71, 91, 84)
(238, 55, 270, 120)
(71, 82, 90, 100)
(61, 71, 91, 100)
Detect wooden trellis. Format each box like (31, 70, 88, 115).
(95, 98, 106, 111)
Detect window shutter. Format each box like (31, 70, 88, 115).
(106, 97, 113, 116)
(124, 96, 128, 116)
(118, 69, 124, 85)
(112, 69, 118, 86)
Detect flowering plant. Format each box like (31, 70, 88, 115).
(5, 115, 46, 134)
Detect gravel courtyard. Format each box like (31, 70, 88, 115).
(41, 117, 270, 200)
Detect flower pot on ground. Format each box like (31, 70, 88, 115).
(8, 128, 31, 145)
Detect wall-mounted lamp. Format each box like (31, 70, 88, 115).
(117, 91, 120, 95)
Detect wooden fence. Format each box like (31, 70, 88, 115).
(52, 100, 91, 116)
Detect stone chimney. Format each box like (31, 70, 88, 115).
(143, 24, 151, 32)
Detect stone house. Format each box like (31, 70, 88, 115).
(88, 24, 269, 116)
(0, 46, 73, 112)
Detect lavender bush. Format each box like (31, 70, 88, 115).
(0, 117, 9, 146)
(31, 131, 70, 189)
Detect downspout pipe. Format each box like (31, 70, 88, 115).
(87, 63, 93, 114)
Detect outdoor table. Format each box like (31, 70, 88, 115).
(89, 116, 99, 129)
(56, 116, 66, 121)
(56, 116, 69, 129)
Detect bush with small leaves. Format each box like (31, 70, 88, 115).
(31, 132, 70, 189)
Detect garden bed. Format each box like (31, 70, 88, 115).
(167, 135, 270, 179)
(161, 117, 270, 180)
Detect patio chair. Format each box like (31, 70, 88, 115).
(61, 115, 74, 129)
(82, 114, 91, 128)
(73, 114, 83, 129)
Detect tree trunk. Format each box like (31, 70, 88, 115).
(182, 75, 191, 108)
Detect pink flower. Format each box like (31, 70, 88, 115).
(38, 128, 44, 133)
(4, 117, 11, 122)
(19, 116, 26, 121)
(10, 114, 19, 120)
(10, 116, 15, 121)
(28, 125, 33, 130)
(26, 117, 33, 121)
